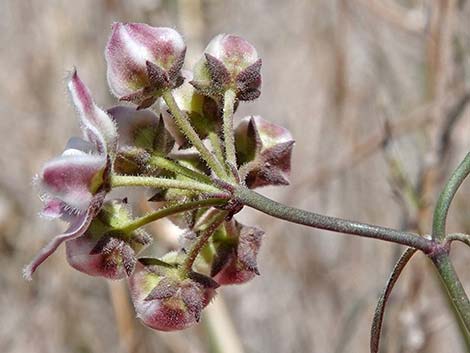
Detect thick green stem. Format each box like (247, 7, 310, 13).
(162, 90, 227, 178)
(235, 187, 433, 252)
(180, 212, 227, 275)
(432, 153, 470, 242)
(431, 252, 470, 335)
(117, 198, 227, 234)
(149, 155, 212, 184)
(111, 175, 222, 194)
(222, 89, 237, 169)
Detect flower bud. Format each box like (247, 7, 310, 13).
(235, 115, 294, 188)
(66, 200, 151, 279)
(192, 34, 261, 102)
(129, 259, 218, 331)
(106, 23, 186, 109)
(211, 221, 264, 285)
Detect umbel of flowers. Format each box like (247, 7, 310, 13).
(25, 22, 293, 331)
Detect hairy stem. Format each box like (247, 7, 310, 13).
(235, 187, 433, 252)
(111, 175, 222, 194)
(431, 252, 470, 335)
(180, 212, 227, 275)
(432, 153, 470, 242)
(208, 131, 225, 166)
(162, 90, 227, 178)
(149, 155, 212, 184)
(222, 89, 237, 170)
(117, 198, 227, 234)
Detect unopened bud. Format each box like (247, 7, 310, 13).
(129, 259, 218, 331)
(192, 34, 261, 102)
(106, 23, 186, 109)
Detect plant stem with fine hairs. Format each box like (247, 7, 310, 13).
(162, 90, 227, 179)
(222, 89, 237, 169)
(235, 187, 434, 252)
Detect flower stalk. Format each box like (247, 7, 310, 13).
(161, 90, 227, 179)
(111, 174, 222, 194)
(222, 89, 237, 169)
(115, 198, 227, 235)
(149, 155, 212, 184)
(180, 212, 228, 276)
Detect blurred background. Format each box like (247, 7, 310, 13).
(2, 0, 470, 352)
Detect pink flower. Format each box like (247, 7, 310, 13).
(23, 70, 118, 280)
(235, 115, 294, 188)
(211, 222, 264, 285)
(105, 22, 186, 109)
(129, 260, 218, 331)
(192, 34, 262, 101)
(66, 200, 151, 279)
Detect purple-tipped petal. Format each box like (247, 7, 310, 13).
(24, 191, 106, 280)
(24, 210, 89, 280)
(105, 22, 186, 99)
(68, 70, 118, 154)
(39, 153, 106, 213)
(205, 34, 258, 76)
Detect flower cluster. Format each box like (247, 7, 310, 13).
(25, 23, 294, 331)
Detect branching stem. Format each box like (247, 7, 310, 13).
(235, 187, 434, 252)
(162, 90, 227, 179)
(116, 198, 227, 234)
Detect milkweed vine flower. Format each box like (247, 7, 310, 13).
(192, 34, 262, 102)
(65, 200, 152, 279)
(106, 23, 186, 109)
(129, 257, 219, 331)
(22, 18, 470, 350)
(25, 21, 297, 333)
(23, 70, 118, 280)
(235, 115, 294, 188)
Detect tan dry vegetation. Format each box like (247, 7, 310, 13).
(1, 0, 470, 352)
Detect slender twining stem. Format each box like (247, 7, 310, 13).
(117, 198, 227, 234)
(432, 153, 470, 242)
(162, 90, 227, 179)
(370, 247, 417, 353)
(222, 89, 237, 169)
(235, 187, 434, 252)
(149, 155, 212, 184)
(431, 252, 470, 334)
(180, 211, 227, 276)
(447, 233, 470, 248)
(208, 131, 225, 166)
(111, 175, 222, 194)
